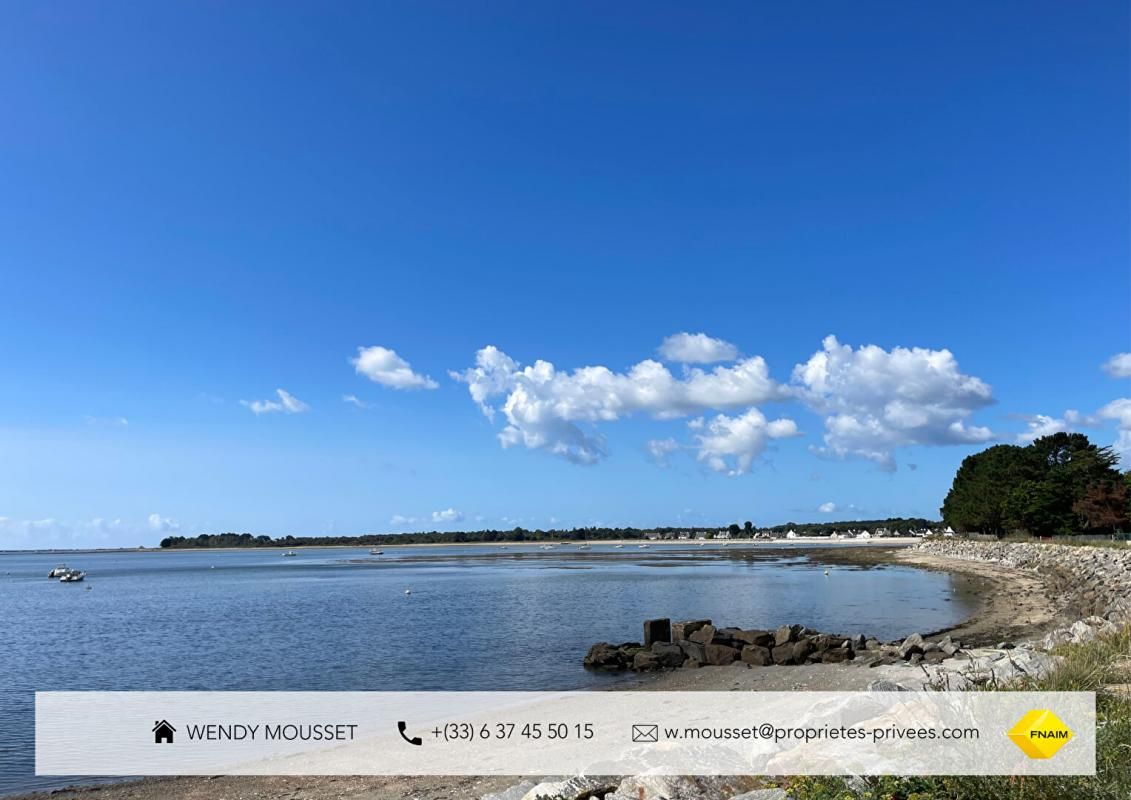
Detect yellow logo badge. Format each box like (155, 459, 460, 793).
(1008, 709, 1073, 758)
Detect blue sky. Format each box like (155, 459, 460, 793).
(1, 2, 1128, 548)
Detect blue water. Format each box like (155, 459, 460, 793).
(0, 543, 975, 795)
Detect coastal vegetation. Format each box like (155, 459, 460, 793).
(785, 626, 1131, 800)
(157, 518, 936, 549)
(941, 433, 1129, 538)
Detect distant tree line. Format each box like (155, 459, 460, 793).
(157, 517, 939, 549)
(941, 432, 1129, 537)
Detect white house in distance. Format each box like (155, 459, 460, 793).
(785, 529, 798, 539)
(857, 529, 872, 540)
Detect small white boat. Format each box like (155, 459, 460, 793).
(59, 570, 86, 582)
(47, 565, 69, 578)
(614, 544, 624, 549)
(369, 548, 384, 555)
(540, 544, 554, 550)
(638, 543, 650, 549)
(282, 551, 297, 557)
(577, 544, 591, 550)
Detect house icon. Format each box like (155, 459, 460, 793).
(152, 720, 176, 744)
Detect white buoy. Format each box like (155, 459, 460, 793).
(824, 569, 830, 576)
(404, 588, 412, 595)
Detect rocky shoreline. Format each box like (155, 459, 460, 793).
(911, 538, 1131, 631)
(584, 619, 965, 673)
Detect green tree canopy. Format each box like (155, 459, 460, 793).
(941, 433, 1126, 536)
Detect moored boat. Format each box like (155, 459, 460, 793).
(59, 570, 85, 582)
(47, 565, 69, 578)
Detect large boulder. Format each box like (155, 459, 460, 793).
(678, 640, 707, 664)
(582, 642, 625, 670)
(671, 619, 711, 641)
(688, 624, 718, 645)
(772, 645, 796, 665)
(651, 641, 685, 668)
(899, 633, 925, 660)
(643, 618, 671, 647)
(520, 776, 619, 800)
(821, 648, 852, 664)
(774, 624, 804, 646)
(704, 644, 740, 666)
(633, 651, 661, 671)
(740, 645, 773, 666)
(732, 629, 773, 647)
(791, 639, 815, 663)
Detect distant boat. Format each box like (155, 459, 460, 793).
(577, 544, 591, 550)
(369, 548, 384, 555)
(614, 544, 624, 549)
(59, 570, 85, 583)
(283, 551, 297, 557)
(47, 565, 70, 578)
(638, 543, 650, 549)
(540, 544, 554, 550)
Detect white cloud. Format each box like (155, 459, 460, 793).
(342, 394, 371, 409)
(657, 332, 739, 364)
(791, 336, 994, 470)
(1015, 409, 1100, 443)
(1016, 414, 1071, 443)
(431, 508, 464, 524)
(452, 345, 785, 464)
(1098, 398, 1131, 462)
(147, 513, 180, 533)
(645, 438, 680, 467)
(1103, 353, 1131, 378)
(818, 502, 837, 514)
(690, 408, 801, 476)
(85, 415, 129, 428)
(352, 346, 438, 390)
(389, 514, 418, 526)
(241, 389, 309, 415)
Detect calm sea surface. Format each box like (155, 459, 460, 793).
(0, 543, 976, 795)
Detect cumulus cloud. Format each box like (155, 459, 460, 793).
(1098, 398, 1131, 462)
(390, 514, 418, 526)
(690, 408, 801, 476)
(818, 502, 837, 514)
(1016, 414, 1070, 443)
(147, 513, 180, 533)
(657, 332, 739, 364)
(1103, 353, 1131, 378)
(645, 438, 680, 467)
(431, 508, 464, 524)
(791, 336, 995, 470)
(352, 346, 438, 390)
(1015, 409, 1100, 443)
(241, 389, 309, 415)
(451, 345, 785, 464)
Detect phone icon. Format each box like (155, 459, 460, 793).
(397, 721, 422, 746)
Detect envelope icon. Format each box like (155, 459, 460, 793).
(631, 724, 658, 743)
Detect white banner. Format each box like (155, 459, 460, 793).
(36, 691, 1094, 776)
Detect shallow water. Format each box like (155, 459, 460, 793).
(0, 543, 975, 795)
